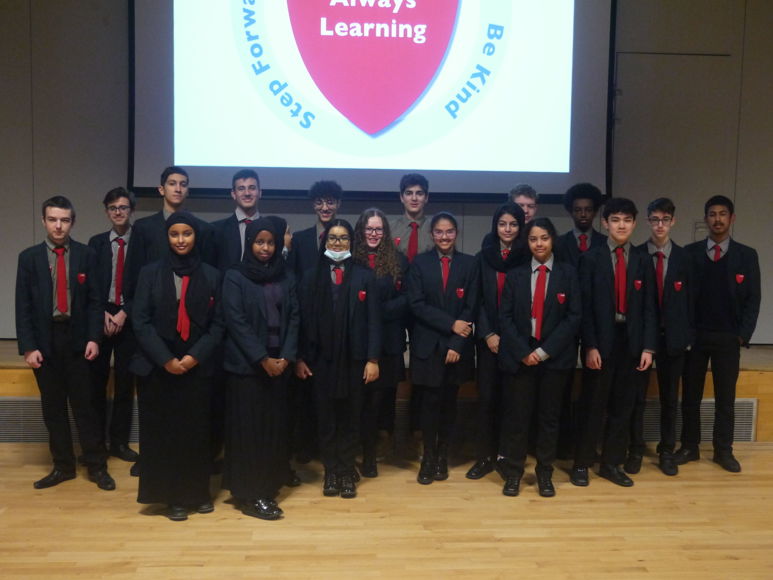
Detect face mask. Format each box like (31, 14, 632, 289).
(324, 248, 351, 262)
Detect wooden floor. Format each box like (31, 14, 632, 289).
(2, 443, 773, 579)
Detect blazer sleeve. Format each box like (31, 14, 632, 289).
(406, 259, 455, 334)
(15, 249, 38, 354)
(132, 265, 177, 368)
(84, 246, 105, 343)
(640, 251, 659, 353)
(739, 246, 761, 345)
(498, 270, 531, 363)
(579, 252, 600, 352)
(280, 274, 300, 362)
(447, 256, 479, 354)
(187, 266, 226, 363)
(475, 255, 495, 339)
(222, 270, 268, 367)
(366, 273, 382, 361)
(540, 265, 582, 360)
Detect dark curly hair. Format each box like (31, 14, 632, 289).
(353, 208, 402, 280)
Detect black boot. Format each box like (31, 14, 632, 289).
(434, 443, 449, 481)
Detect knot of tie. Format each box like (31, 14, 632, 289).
(713, 244, 722, 262)
(501, 248, 510, 260)
(579, 233, 588, 252)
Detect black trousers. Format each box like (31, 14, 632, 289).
(575, 324, 647, 467)
(90, 307, 136, 448)
(419, 380, 460, 455)
(499, 365, 569, 477)
(474, 343, 506, 459)
(361, 354, 400, 461)
(34, 320, 106, 472)
(681, 330, 740, 454)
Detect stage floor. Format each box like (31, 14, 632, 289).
(1, 442, 773, 579)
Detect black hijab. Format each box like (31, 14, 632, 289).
(237, 218, 286, 283)
(481, 203, 528, 272)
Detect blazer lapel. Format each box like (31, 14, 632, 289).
(516, 267, 532, 326)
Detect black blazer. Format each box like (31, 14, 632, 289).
(15, 240, 103, 356)
(636, 241, 695, 355)
(498, 261, 582, 373)
(556, 229, 607, 267)
(287, 225, 320, 281)
(211, 214, 243, 273)
(579, 243, 658, 359)
(87, 230, 141, 317)
(222, 269, 300, 375)
(685, 238, 761, 345)
(133, 211, 215, 269)
(474, 249, 527, 339)
(129, 261, 225, 377)
(373, 253, 409, 356)
(406, 250, 480, 360)
(298, 262, 382, 364)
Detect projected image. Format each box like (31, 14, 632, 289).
(173, 0, 574, 174)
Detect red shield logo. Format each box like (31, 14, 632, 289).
(736, 274, 745, 284)
(455, 287, 464, 299)
(674, 281, 683, 292)
(394, 237, 401, 247)
(358, 290, 367, 302)
(77, 273, 86, 285)
(209, 296, 215, 308)
(556, 293, 566, 304)
(634, 279, 642, 290)
(395, 279, 402, 291)
(288, 0, 460, 135)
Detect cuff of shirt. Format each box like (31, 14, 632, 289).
(536, 347, 550, 361)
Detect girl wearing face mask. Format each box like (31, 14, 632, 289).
(221, 219, 300, 521)
(497, 218, 581, 498)
(131, 212, 225, 522)
(295, 219, 381, 499)
(405, 211, 479, 485)
(353, 208, 408, 478)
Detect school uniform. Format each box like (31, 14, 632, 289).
(15, 239, 106, 475)
(680, 238, 760, 459)
(556, 228, 607, 268)
(212, 209, 260, 272)
(133, 210, 215, 268)
(498, 257, 581, 479)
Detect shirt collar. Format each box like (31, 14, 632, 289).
(607, 239, 630, 253)
(531, 255, 554, 272)
(45, 238, 70, 251)
(707, 237, 730, 253)
(647, 238, 671, 257)
(235, 207, 258, 222)
(110, 225, 131, 242)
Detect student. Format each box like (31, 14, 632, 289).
(392, 173, 434, 263)
(676, 195, 760, 473)
(16, 196, 113, 490)
(296, 219, 381, 499)
(87, 187, 140, 464)
(626, 198, 694, 476)
(406, 212, 479, 484)
(467, 203, 526, 480)
(510, 184, 539, 224)
(572, 198, 657, 488)
(212, 169, 262, 272)
(131, 212, 225, 521)
(353, 208, 408, 477)
(498, 218, 581, 497)
(556, 182, 607, 267)
(221, 219, 300, 520)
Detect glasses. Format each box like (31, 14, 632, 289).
(432, 229, 457, 239)
(648, 217, 673, 225)
(328, 235, 350, 244)
(313, 199, 338, 209)
(107, 205, 131, 213)
(364, 227, 384, 235)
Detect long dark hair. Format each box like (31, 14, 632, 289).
(353, 208, 402, 279)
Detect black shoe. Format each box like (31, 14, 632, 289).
(465, 457, 494, 480)
(713, 452, 741, 473)
(266, 498, 284, 516)
(130, 462, 140, 477)
(340, 475, 357, 499)
(599, 463, 634, 487)
(109, 443, 139, 462)
(242, 498, 281, 520)
(286, 469, 302, 487)
(502, 476, 521, 497)
(196, 502, 214, 514)
(33, 469, 76, 489)
(569, 465, 589, 487)
(672, 447, 700, 465)
(167, 505, 188, 521)
(360, 459, 378, 478)
(624, 453, 643, 475)
(88, 469, 116, 491)
(659, 453, 678, 476)
(417, 456, 435, 485)
(434, 446, 449, 481)
(323, 472, 340, 496)
(537, 472, 555, 497)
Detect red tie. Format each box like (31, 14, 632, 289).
(176, 275, 191, 341)
(367, 253, 376, 269)
(615, 246, 627, 314)
(496, 248, 510, 306)
(243, 218, 253, 225)
(53, 247, 68, 314)
(407, 222, 419, 263)
(532, 265, 548, 340)
(579, 233, 588, 252)
(332, 266, 343, 285)
(114, 237, 125, 306)
(713, 244, 722, 262)
(440, 256, 450, 291)
(655, 251, 665, 308)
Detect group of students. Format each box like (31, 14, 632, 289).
(15, 167, 761, 522)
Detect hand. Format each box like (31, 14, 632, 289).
(363, 361, 379, 384)
(637, 351, 653, 371)
(445, 349, 460, 364)
(84, 341, 99, 361)
(585, 348, 602, 370)
(24, 350, 43, 369)
(261, 357, 287, 377)
(295, 359, 313, 380)
(164, 358, 186, 375)
(521, 351, 541, 366)
(112, 309, 128, 333)
(179, 355, 198, 372)
(451, 320, 472, 338)
(485, 334, 500, 354)
(103, 311, 116, 337)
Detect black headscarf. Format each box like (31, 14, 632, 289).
(166, 211, 201, 275)
(481, 202, 528, 272)
(237, 218, 286, 283)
